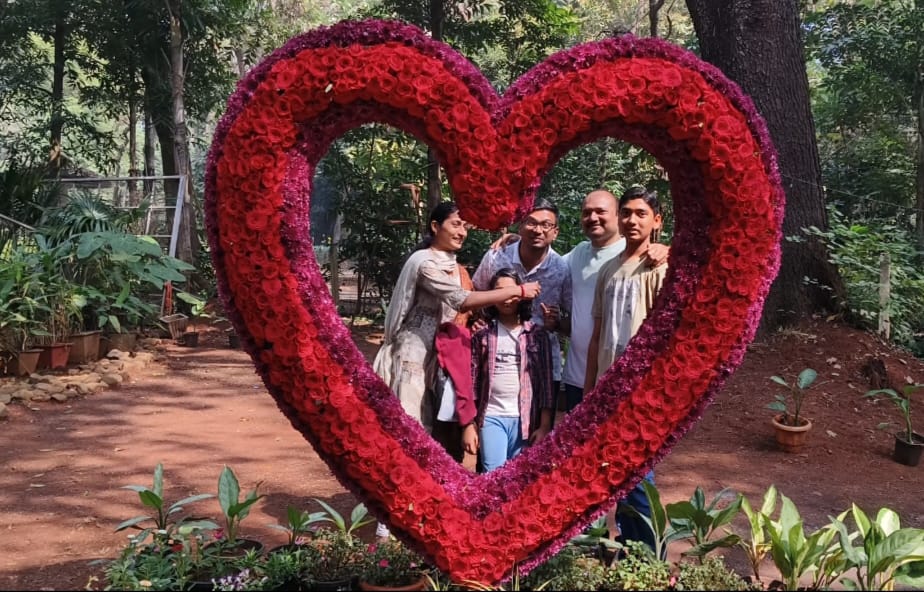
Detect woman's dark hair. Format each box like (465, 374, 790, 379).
(619, 185, 661, 215)
(413, 201, 460, 251)
(483, 267, 532, 323)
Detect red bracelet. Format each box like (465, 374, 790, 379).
(520, 285, 526, 298)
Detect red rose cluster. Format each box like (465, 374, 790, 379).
(204, 19, 783, 585)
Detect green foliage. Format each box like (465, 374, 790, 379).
(829, 504, 924, 591)
(797, 208, 924, 355)
(675, 556, 755, 591)
(763, 493, 839, 591)
(310, 498, 374, 536)
(767, 368, 818, 427)
(362, 538, 426, 587)
(318, 125, 423, 308)
(115, 463, 217, 547)
(39, 192, 145, 245)
(568, 514, 623, 563)
(266, 506, 327, 546)
(0, 156, 59, 255)
(604, 540, 673, 591)
(865, 383, 923, 446)
(102, 539, 188, 591)
(302, 527, 365, 583)
(734, 484, 777, 583)
(804, 3, 922, 221)
(217, 466, 264, 545)
(666, 487, 742, 561)
(521, 545, 604, 590)
(55, 230, 191, 333)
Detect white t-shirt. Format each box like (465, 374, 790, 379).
(485, 324, 521, 417)
(561, 238, 626, 388)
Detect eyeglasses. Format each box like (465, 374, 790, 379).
(521, 219, 558, 232)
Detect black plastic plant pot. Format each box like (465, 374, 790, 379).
(892, 432, 924, 467)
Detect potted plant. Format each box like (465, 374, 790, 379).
(176, 290, 226, 346)
(767, 367, 818, 453)
(359, 539, 428, 591)
(301, 500, 374, 590)
(302, 528, 366, 591)
(114, 463, 218, 547)
(864, 383, 924, 466)
(267, 505, 327, 554)
(69, 231, 194, 353)
(213, 465, 265, 555)
(0, 246, 55, 375)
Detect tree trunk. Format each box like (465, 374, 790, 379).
(648, 0, 665, 37)
(685, 0, 845, 332)
(166, 0, 198, 264)
(915, 0, 924, 250)
(426, 0, 445, 211)
(49, 8, 67, 178)
(143, 110, 157, 201)
(128, 60, 140, 207)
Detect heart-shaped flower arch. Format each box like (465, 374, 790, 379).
(204, 19, 784, 584)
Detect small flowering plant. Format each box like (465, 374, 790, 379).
(361, 539, 427, 587)
(302, 527, 366, 583)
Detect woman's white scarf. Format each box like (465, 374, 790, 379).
(372, 248, 457, 387)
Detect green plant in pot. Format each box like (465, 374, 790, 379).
(214, 465, 265, 555)
(115, 463, 218, 548)
(359, 538, 428, 590)
(829, 504, 924, 590)
(864, 383, 924, 466)
(71, 231, 193, 338)
(767, 367, 818, 453)
(267, 505, 327, 552)
(301, 500, 374, 589)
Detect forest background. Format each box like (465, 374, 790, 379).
(0, 0, 922, 358)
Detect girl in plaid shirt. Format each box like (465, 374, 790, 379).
(460, 268, 555, 472)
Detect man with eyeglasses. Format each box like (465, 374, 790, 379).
(472, 198, 572, 400)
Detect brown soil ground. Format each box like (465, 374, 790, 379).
(1, 317, 923, 591)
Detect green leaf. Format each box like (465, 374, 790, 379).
(798, 368, 818, 389)
(166, 493, 214, 515)
(770, 375, 789, 387)
(152, 463, 164, 499)
(313, 497, 346, 532)
(218, 466, 241, 517)
(114, 515, 153, 532)
(138, 489, 163, 512)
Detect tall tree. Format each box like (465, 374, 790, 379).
(685, 0, 845, 331)
(804, 1, 923, 244)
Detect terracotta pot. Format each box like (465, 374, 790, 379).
(357, 575, 428, 591)
(10, 349, 42, 376)
(37, 342, 72, 370)
(771, 414, 812, 453)
(893, 432, 924, 466)
(67, 331, 101, 365)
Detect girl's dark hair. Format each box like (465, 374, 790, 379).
(413, 201, 460, 251)
(483, 268, 532, 323)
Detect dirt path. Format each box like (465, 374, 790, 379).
(1, 319, 922, 590)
